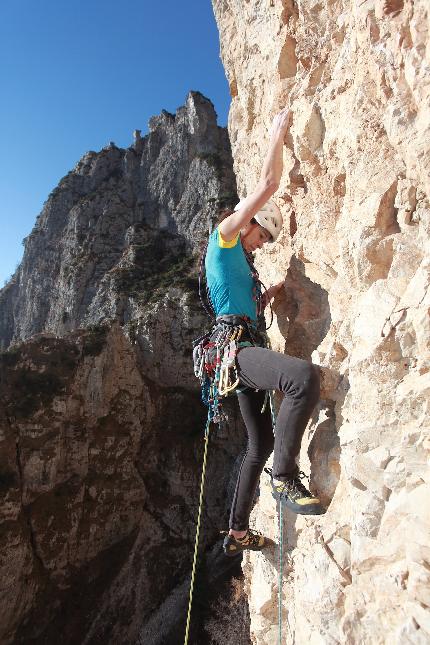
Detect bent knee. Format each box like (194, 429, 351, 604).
(294, 362, 320, 399)
(308, 363, 320, 390)
(304, 363, 320, 400)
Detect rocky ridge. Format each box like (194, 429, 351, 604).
(212, 0, 429, 643)
(0, 91, 237, 352)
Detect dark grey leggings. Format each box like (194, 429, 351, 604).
(229, 346, 320, 531)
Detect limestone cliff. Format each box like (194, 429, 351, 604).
(0, 326, 250, 644)
(0, 93, 251, 644)
(212, 1, 429, 643)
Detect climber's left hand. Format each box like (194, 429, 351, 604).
(261, 280, 284, 308)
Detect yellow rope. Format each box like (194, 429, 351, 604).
(184, 412, 211, 645)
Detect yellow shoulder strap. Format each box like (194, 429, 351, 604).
(218, 227, 239, 248)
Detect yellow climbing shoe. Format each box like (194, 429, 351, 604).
(222, 528, 266, 557)
(265, 467, 325, 515)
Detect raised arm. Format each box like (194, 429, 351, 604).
(219, 107, 292, 242)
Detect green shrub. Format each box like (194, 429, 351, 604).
(113, 230, 200, 305)
(82, 324, 109, 357)
(0, 471, 18, 491)
(197, 152, 224, 180)
(0, 346, 21, 368)
(12, 370, 64, 417)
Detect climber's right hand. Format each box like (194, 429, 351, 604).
(270, 107, 292, 140)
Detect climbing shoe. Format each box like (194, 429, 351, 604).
(222, 528, 266, 557)
(265, 467, 324, 515)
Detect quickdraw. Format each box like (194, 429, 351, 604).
(193, 320, 252, 422)
(218, 325, 243, 396)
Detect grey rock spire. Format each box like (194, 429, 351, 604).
(0, 92, 238, 350)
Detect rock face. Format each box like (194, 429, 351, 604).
(0, 91, 237, 351)
(0, 326, 249, 644)
(0, 93, 252, 644)
(212, 1, 429, 643)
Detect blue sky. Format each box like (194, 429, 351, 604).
(0, 0, 230, 286)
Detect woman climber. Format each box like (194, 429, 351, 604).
(198, 107, 324, 557)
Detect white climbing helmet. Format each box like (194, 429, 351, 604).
(234, 198, 282, 243)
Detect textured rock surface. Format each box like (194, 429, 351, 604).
(212, 0, 429, 643)
(0, 325, 250, 644)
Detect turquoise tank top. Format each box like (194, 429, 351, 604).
(205, 226, 258, 322)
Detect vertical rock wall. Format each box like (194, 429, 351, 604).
(212, 1, 429, 642)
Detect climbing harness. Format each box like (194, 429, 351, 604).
(193, 315, 265, 423)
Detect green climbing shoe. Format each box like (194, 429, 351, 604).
(265, 467, 325, 515)
(222, 528, 266, 557)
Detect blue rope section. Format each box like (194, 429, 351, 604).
(269, 390, 284, 645)
(278, 500, 284, 645)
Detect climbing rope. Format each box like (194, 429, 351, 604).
(184, 410, 211, 645)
